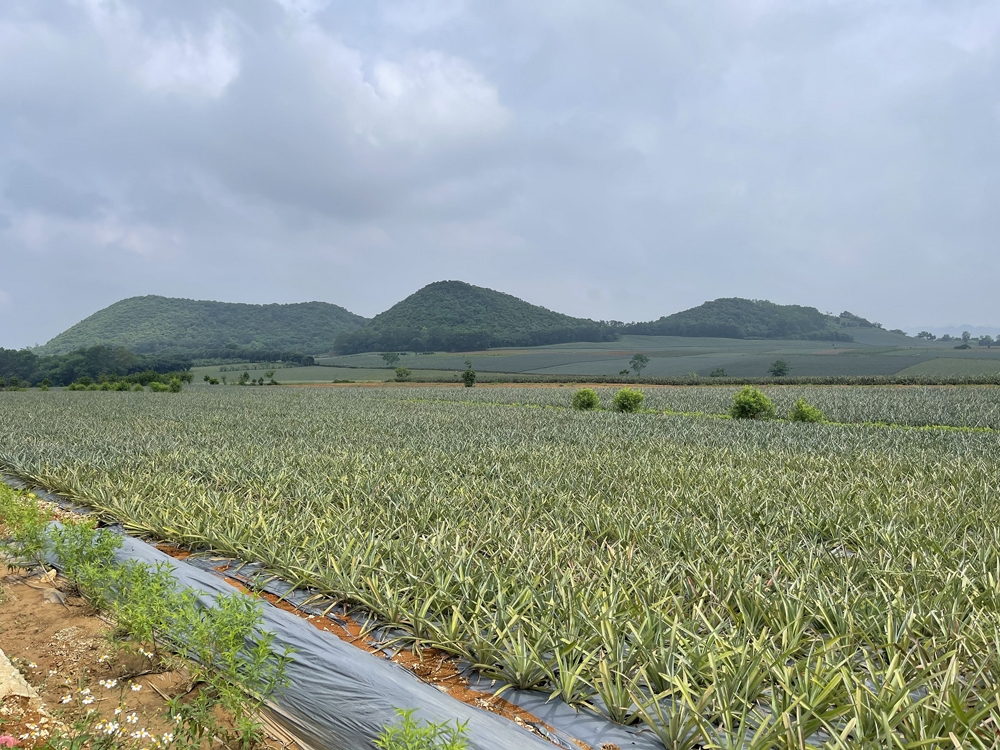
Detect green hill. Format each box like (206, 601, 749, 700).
(334, 281, 617, 354)
(627, 298, 883, 341)
(40, 296, 368, 355)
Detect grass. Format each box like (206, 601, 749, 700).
(1, 387, 1000, 746)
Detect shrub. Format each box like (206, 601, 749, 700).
(571, 388, 601, 410)
(789, 398, 825, 423)
(395, 367, 412, 382)
(768, 359, 790, 377)
(612, 388, 644, 413)
(461, 360, 475, 388)
(730, 387, 775, 420)
(148, 381, 169, 392)
(375, 709, 468, 750)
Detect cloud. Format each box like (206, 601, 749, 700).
(0, 0, 998, 349)
(77, 0, 240, 97)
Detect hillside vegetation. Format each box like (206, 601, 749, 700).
(40, 296, 368, 355)
(334, 280, 617, 354)
(626, 298, 879, 341)
(0, 345, 191, 386)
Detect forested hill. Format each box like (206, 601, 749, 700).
(626, 298, 881, 341)
(40, 296, 369, 355)
(335, 281, 617, 354)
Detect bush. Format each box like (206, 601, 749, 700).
(730, 387, 775, 420)
(168, 377, 183, 392)
(571, 388, 600, 410)
(395, 367, 412, 382)
(375, 709, 468, 750)
(461, 360, 475, 388)
(612, 388, 644, 413)
(149, 381, 169, 392)
(788, 398, 825, 423)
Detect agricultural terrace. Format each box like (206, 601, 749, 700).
(2, 387, 1000, 747)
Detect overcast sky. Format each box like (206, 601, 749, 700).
(1, 0, 998, 348)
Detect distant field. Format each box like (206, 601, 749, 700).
(190, 364, 478, 383)
(312, 332, 996, 378)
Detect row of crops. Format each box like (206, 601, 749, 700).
(1, 388, 999, 747)
(408, 384, 1000, 429)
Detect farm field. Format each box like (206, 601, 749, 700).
(2, 387, 1000, 747)
(189, 364, 477, 384)
(316, 333, 1000, 379)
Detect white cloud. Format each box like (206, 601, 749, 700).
(77, 0, 240, 97)
(292, 21, 509, 150)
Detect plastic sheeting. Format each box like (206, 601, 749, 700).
(5, 477, 671, 749)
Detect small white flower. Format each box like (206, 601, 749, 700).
(27, 662, 38, 669)
(126, 713, 138, 725)
(60, 695, 72, 704)
(131, 683, 142, 692)
(114, 707, 122, 716)
(82, 696, 94, 705)
(79, 687, 91, 695)
(48, 669, 59, 676)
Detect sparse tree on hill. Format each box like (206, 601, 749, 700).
(462, 359, 476, 388)
(768, 359, 790, 377)
(381, 352, 401, 367)
(962, 331, 972, 345)
(629, 353, 650, 377)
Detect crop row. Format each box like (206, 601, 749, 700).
(1, 388, 999, 747)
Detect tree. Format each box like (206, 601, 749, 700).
(788, 398, 825, 423)
(381, 352, 401, 367)
(461, 359, 475, 388)
(962, 331, 972, 345)
(264, 370, 276, 380)
(916, 331, 936, 341)
(768, 359, 790, 377)
(709, 368, 727, 378)
(612, 388, 644, 413)
(979, 336, 994, 348)
(629, 353, 650, 377)
(618, 369, 631, 377)
(394, 367, 412, 382)
(571, 388, 600, 410)
(730, 387, 775, 420)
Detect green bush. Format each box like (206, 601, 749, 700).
(461, 360, 476, 388)
(395, 367, 412, 382)
(149, 381, 169, 392)
(789, 398, 825, 423)
(571, 388, 600, 410)
(612, 388, 644, 413)
(730, 387, 776, 420)
(375, 709, 468, 750)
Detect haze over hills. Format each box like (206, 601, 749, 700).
(39, 296, 369, 356)
(333, 280, 617, 354)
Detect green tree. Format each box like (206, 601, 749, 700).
(709, 368, 727, 378)
(788, 398, 825, 423)
(768, 359, 790, 377)
(962, 331, 972, 345)
(916, 331, 936, 340)
(395, 367, 412, 382)
(612, 388, 644, 413)
(381, 352, 401, 367)
(730, 387, 775, 420)
(629, 353, 650, 377)
(571, 388, 600, 410)
(461, 359, 476, 388)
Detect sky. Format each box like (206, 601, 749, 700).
(1, 0, 998, 348)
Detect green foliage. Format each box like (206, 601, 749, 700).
(0, 488, 290, 750)
(612, 388, 644, 413)
(768, 359, 790, 377)
(730, 386, 776, 420)
(381, 352, 401, 367)
(709, 368, 727, 377)
(168, 377, 183, 393)
(629, 353, 649, 376)
(0, 486, 50, 568)
(571, 388, 600, 410)
(626, 298, 857, 341)
(395, 367, 412, 382)
(335, 281, 616, 354)
(788, 398, 825, 423)
(461, 360, 476, 388)
(39, 295, 367, 356)
(0, 345, 192, 388)
(375, 709, 468, 750)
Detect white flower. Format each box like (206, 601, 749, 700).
(27, 662, 37, 669)
(126, 713, 138, 725)
(79, 688, 91, 695)
(60, 695, 72, 704)
(48, 669, 59, 676)
(114, 707, 122, 716)
(131, 683, 142, 691)
(82, 696, 94, 705)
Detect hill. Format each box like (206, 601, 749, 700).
(626, 298, 881, 341)
(39, 296, 368, 356)
(334, 280, 617, 354)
